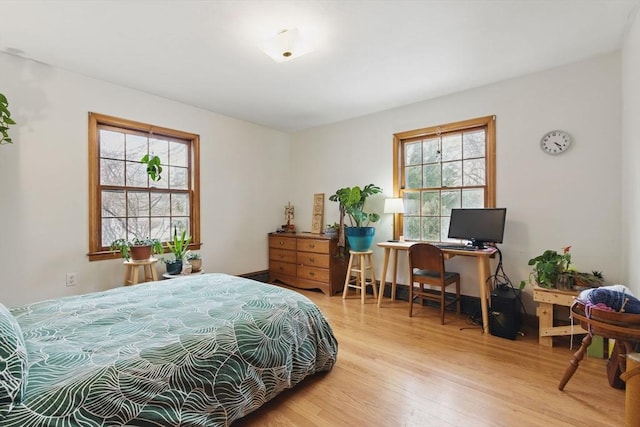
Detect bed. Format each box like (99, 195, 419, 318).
(0, 273, 338, 426)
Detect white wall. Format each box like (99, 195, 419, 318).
(621, 5, 640, 294)
(0, 52, 292, 307)
(290, 53, 624, 312)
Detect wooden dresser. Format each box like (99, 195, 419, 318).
(268, 232, 348, 295)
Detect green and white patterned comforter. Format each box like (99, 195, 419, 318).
(1, 273, 338, 426)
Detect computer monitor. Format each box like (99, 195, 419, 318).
(447, 208, 507, 248)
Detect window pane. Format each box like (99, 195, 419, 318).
(100, 130, 125, 160)
(421, 190, 440, 216)
(441, 190, 461, 215)
(462, 189, 484, 208)
(423, 138, 440, 163)
(405, 142, 422, 165)
(127, 191, 150, 217)
(102, 190, 126, 217)
(149, 138, 169, 164)
(126, 161, 148, 188)
(404, 191, 421, 215)
(102, 218, 125, 246)
(404, 216, 420, 240)
(423, 164, 441, 188)
(169, 141, 188, 167)
(422, 217, 439, 241)
(100, 159, 124, 186)
(128, 217, 150, 240)
(463, 130, 485, 159)
(150, 193, 170, 217)
(169, 166, 188, 190)
(172, 193, 190, 216)
(171, 218, 190, 235)
(151, 217, 171, 241)
(405, 165, 422, 189)
(441, 134, 462, 161)
(126, 134, 148, 161)
(463, 158, 485, 186)
(441, 216, 452, 241)
(442, 161, 462, 187)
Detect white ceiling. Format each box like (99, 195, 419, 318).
(0, 0, 637, 132)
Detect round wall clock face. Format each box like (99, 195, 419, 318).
(540, 130, 572, 155)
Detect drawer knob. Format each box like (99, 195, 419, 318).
(309, 257, 315, 263)
(309, 244, 315, 248)
(279, 241, 284, 246)
(309, 271, 315, 277)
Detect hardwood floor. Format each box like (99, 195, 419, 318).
(235, 286, 624, 426)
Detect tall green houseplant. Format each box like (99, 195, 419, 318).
(329, 184, 382, 251)
(0, 92, 16, 145)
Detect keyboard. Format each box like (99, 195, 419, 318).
(435, 244, 479, 251)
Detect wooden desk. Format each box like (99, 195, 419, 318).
(533, 286, 588, 346)
(377, 241, 497, 333)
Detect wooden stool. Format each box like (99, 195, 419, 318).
(343, 250, 377, 304)
(124, 257, 159, 286)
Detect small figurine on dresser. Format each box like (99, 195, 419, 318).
(279, 201, 296, 233)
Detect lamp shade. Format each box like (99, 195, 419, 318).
(384, 198, 405, 214)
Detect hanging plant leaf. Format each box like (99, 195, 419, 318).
(0, 92, 16, 145)
(141, 154, 163, 181)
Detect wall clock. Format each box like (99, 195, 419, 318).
(540, 130, 572, 155)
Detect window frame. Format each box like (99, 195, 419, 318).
(392, 115, 496, 241)
(88, 112, 201, 261)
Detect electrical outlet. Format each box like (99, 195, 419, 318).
(66, 272, 77, 287)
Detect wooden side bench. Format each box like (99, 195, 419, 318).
(533, 285, 587, 347)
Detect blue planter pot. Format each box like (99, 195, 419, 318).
(345, 227, 375, 251)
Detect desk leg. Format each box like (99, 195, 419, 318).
(378, 248, 391, 307)
(391, 248, 398, 302)
(478, 256, 491, 334)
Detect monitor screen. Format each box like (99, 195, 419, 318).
(447, 208, 507, 248)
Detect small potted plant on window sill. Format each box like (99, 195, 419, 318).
(186, 251, 202, 273)
(110, 238, 164, 261)
(164, 228, 192, 274)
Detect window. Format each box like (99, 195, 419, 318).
(88, 113, 200, 260)
(392, 115, 496, 242)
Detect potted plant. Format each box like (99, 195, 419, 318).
(110, 237, 163, 261)
(324, 222, 340, 237)
(329, 184, 382, 251)
(520, 246, 573, 289)
(165, 228, 192, 274)
(186, 251, 202, 273)
(0, 92, 16, 145)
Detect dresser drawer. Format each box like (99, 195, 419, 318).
(297, 252, 329, 268)
(297, 239, 329, 254)
(270, 248, 297, 264)
(269, 260, 297, 276)
(297, 265, 330, 283)
(269, 235, 297, 251)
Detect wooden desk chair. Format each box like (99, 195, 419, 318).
(408, 243, 461, 324)
(559, 301, 640, 391)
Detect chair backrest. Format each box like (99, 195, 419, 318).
(409, 243, 445, 280)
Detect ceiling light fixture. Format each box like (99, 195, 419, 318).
(260, 28, 314, 63)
